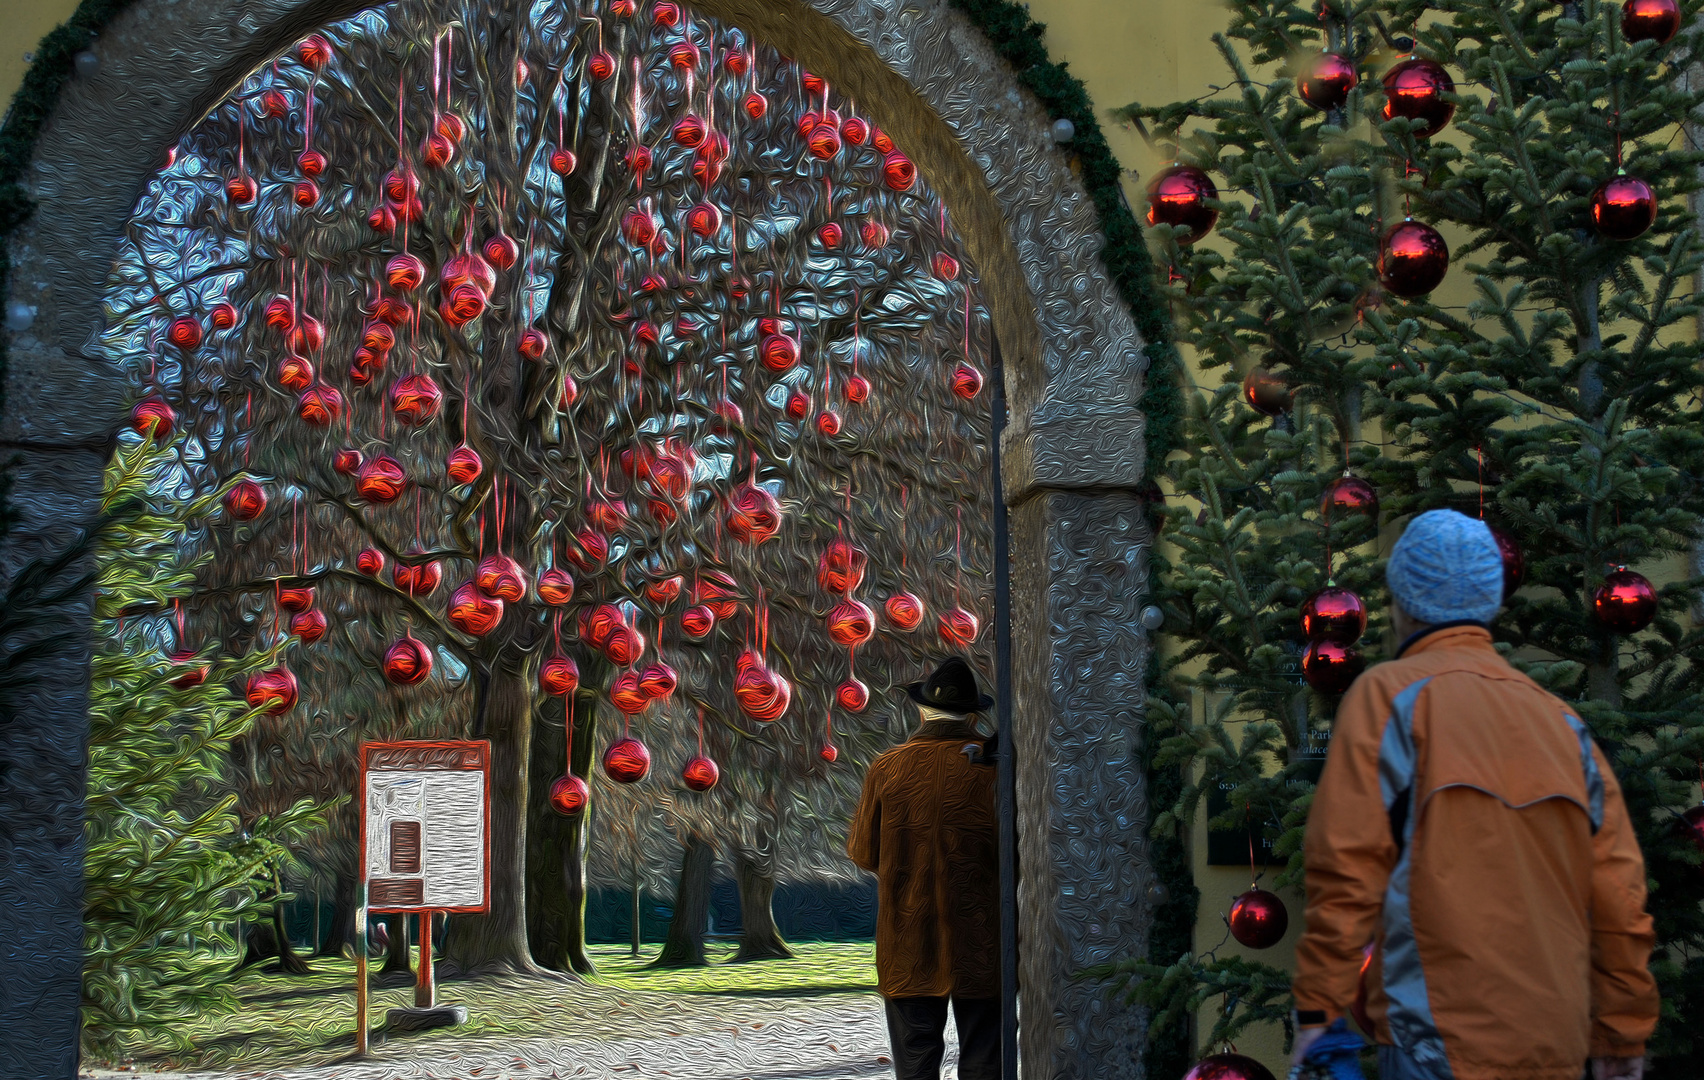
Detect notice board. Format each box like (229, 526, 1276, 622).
(360, 740, 490, 913)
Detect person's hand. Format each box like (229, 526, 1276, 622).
(1290, 1025, 1327, 1068)
(1591, 1056, 1645, 1080)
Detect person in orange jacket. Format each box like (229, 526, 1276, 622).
(1291, 509, 1659, 1080)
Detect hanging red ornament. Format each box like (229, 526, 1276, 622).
(639, 662, 678, 701)
(1301, 586, 1366, 644)
(622, 209, 659, 248)
(1243, 367, 1291, 416)
(298, 34, 332, 69)
(860, 220, 890, 249)
(209, 302, 239, 331)
(603, 737, 651, 783)
(169, 652, 209, 689)
(671, 117, 707, 154)
(297, 384, 344, 427)
(1182, 1053, 1278, 1080)
(836, 678, 870, 712)
(652, 0, 680, 25)
(820, 743, 839, 764)
(724, 51, 748, 77)
(727, 483, 783, 544)
(760, 333, 800, 372)
(816, 222, 844, 249)
(166, 315, 203, 352)
(802, 71, 826, 93)
(371, 296, 412, 325)
(224, 479, 267, 521)
(259, 89, 289, 119)
(785, 391, 811, 420)
(624, 145, 654, 175)
(518, 328, 549, 360)
(1488, 524, 1525, 597)
(277, 356, 315, 391)
(548, 774, 589, 816)
(682, 755, 720, 792)
(483, 234, 520, 269)
(476, 555, 528, 603)
(1382, 57, 1454, 138)
(816, 410, 843, 436)
(932, 252, 961, 281)
(360, 321, 396, 353)
(1379, 219, 1449, 297)
(743, 92, 768, 119)
(440, 282, 487, 325)
(693, 571, 742, 620)
(298, 149, 327, 178)
(292, 179, 321, 207)
(446, 445, 482, 485)
(817, 540, 868, 595)
(685, 202, 723, 238)
(394, 559, 442, 597)
(278, 586, 315, 613)
(536, 567, 575, 606)
(1146, 164, 1218, 244)
(357, 548, 385, 576)
(882, 151, 917, 191)
(264, 295, 296, 331)
(442, 253, 496, 298)
(246, 667, 298, 715)
(1591, 174, 1657, 242)
(580, 603, 626, 650)
(841, 116, 870, 145)
(645, 575, 685, 606)
(808, 121, 843, 161)
(540, 654, 580, 696)
(845, 374, 871, 404)
(390, 373, 443, 425)
(130, 398, 176, 441)
(560, 373, 580, 409)
(357, 454, 407, 503)
(422, 132, 456, 168)
(1228, 887, 1290, 948)
(548, 147, 578, 177)
(951, 363, 984, 400)
(681, 604, 715, 639)
(734, 658, 792, 722)
(565, 529, 607, 574)
(448, 582, 504, 636)
(1321, 474, 1379, 519)
(385, 253, 426, 291)
(873, 128, 895, 152)
(600, 671, 643, 714)
(588, 50, 616, 81)
(1299, 52, 1358, 111)
(288, 315, 325, 355)
(226, 175, 256, 204)
(383, 635, 434, 685)
(885, 592, 926, 632)
(940, 606, 981, 647)
(367, 204, 397, 232)
(1592, 568, 1658, 634)
(827, 599, 876, 647)
(603, 624, 647, 667)
(1303, 639, 1364, 694)
(797, 111, 823, 140)
(1623, 0, 1681, 43)
(289, 609, 328, 643)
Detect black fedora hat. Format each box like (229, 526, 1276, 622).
(904, 656, 994, 713)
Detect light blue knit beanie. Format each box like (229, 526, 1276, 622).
(1386, 509, 1504, 625)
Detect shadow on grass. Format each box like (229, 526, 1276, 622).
(678, 982, 877, 998)
(239, 983, 352, 1006)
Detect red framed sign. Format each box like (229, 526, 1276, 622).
(359, 740, 491, 914)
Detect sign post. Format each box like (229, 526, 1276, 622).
(359, 740, 490, 1034)
(354, 878, 369, 1055)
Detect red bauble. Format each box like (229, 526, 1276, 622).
(589, 51, 616, 81)
(1592, 569, 1658, 634)
(298, 35, 332, 69)
(259, 89, 289, 119)
(724, 51, 748, 77)
(861, 220, 890, 248)
(166, 315, 203, 351)
(226, 174, 256, 204)
(885, 592, 926, 632)
(209, 302, 238, 330)
(288, 315, 325, 355)
(422, 131, 457, 168)
(1591, 174, 1656, 242)
(246, 667, 298, 715)
(394, 559, 442, 597)
(441, 253, 496, 298)
(1301, 586, 1366, 644)
(540, 654, 580, 696)
(603, 625, 647, 667)
(816, 222, 844, 249)
(734, 659, 792, 722)
(603, 737, 651, 783)
(639, 662, 678, 701)
(298, 149, 327, 178)
(566, 528, 608, 572)
(1489, 525, 1525, 597)
(1182, 1053, 1279, 1080)
(537, 567, 575, 606)
(808, 122, 843, 161)
(264, 295, 295, 331)
(483, 234, 520, 269)
(1299, 52, 1358, 111)
(645, 575, 684, 606)
(1303, 639, 1364, 694)
(836, 678, 870, 712)
(743, 91, 769, 119)
(367, 204, 397, 232)
(548, 774, 589, 816)
(383, 635, 434, 685)
(440, 282, 487, 325)
(1228, 887, 1290, 949)
(846, 374, 871, 404)
(622, 209, 659, 248)
(357, 548, 385, 576)
(224, 479, 267, 521)
(672, 116, 707, 151)
(1321, 474, 1379, 520)
(390, 373, 442, 426)
(518, 328, 549, 360)
(802, 71, 826, 93)
(292, 180, 320, 207)
(1379, 219, 1450, 297)
(386, 253, 426, 291)
(760, 333, 800, 372)
(816, 410, 843, 436)
(278, 586, 315, 613)
(681, 604, 716, 639)
(475, 554, 527, 603)
(609, 670, 650, 715)
(560, 373, 579, 409)
(883, 151, 917, 191)
(940, 606, 981, 647)
(624, 145, 653, 176)
(1243, 367, 1291, 416)
(580, 603, 626, 649)
(361, 320, 396, 353)
(727, 483, 783, 544)
(1624, 0, 1681, 44)
(289, 609, 328, 643)
(1146, 164, 1218, 244)
(820, 743, 839, 764)
(840, 116, 870, 145)
(686, 202, 723, 238)
(818, 539, 869, 594)
(357, 455, 407, 503)
(1382, 57, 1454, 139)
(169, 652, 209, 689)
(297, 384, 343, 427)
(653, 1, 680, 26)
(951, 363, 984, 400)
(932, 252, 961, 281)
(446, 445, 482, 485)
(435, 113, 466, 144)
(448, 582, 504, 636)
(694, 571, 742, 620)
(785, 391, 810, 421)
(682, 755, 720, 792)
(371, 296, 412, 325)
(549, 147, 578, 176)
(827, 599, 876, 647)
(130, 398, 176, 441)
(797, 111, 823, 139)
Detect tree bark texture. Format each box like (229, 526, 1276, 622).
(526, 691, 594, 975)
(650, 833, 715, 968)
(379, 913, 413, 979)
(733, 830, 792, 962)
(269, 897, 312, 975)
(317, 839, 356, 957)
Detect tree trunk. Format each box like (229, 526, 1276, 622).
(733, 834, 793, 962)
(560, 700, 597, 973)
(270, 897, 313, 975)
(375, 912, 413, 984)
(526, 688, 594, 975)
(443, 660, 548, 977)
(317, 850, 357, 957)
(650, 833, 715, 968)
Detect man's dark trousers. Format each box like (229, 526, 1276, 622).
(883, 995, 999, 1080)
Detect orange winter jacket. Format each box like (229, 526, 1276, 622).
(1293, 625, 1658, 1080)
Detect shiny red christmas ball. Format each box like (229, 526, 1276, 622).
(644, 575, 684, 606)
(169, 652, 210, 689)
(435, 113, 466, 144)
(951, 363, 984, 400)
(724, 51, 748, 76)
(734, 660, 792, 722)
(671, 115, 706, 149)
(932, 252, 961, 281)
(422, 132, 457, 168)
(278, 586, 315, 613)
(226, 174, 256, 204)
(802, 70, 826, 93)
(653, 1, 680, 26)
(836, 678, 870, 712)
(846, 374, 871, 404)
(1303, 639, 1364, 694)
(589, 51, 616, 81)
(441, 253, 496, 298)
(861, 220, 890, 249)
(298, 149, 327, 178)
(367, 204, 396, 232)
(873, 129, 895, 154)
(298, 35, 332, 70)
(448, 582, 504, 636)
(580, 603, 626, 650)
(693, 572, 741, 620)
(483, 233, 520, 269)
(446, 445, 482, 485)
(760, 333, 800, 372)
(743, 92, 769, 119)
(371, 296, 411, 325)
(1146, 164, 1218, 244)
(820, 742, 839, 764)
(841, 116, 870, 145)
(357, 454, 407, 503)
(681, 604, 716, 639)
(297, 384, 343, 427)
(885, 592, 926, 632)
(883, 151, 917, 191)
(390, 373, 443, 426)
(382, 167, 419, 205)
(360, 321, 396, 353)
(1321, 474, 1379, 520)
(548, 774, 589, 816)
(1228, 887, 1289, 949)
(208, 301, 239, 331)
(622, 209, 658, 248)
(292, 179, 320, 207)
(259, 89, 290, 119)
(686, 202, 722, 238)
(727, 483, 783, 544)
(624, 145, 653, 176)
(816, 222, 844, 249)
(827, 600, 875, 647)
(604, 624, 647, 667)
(604, 737, 651, 783)
(1489, 524, 1525, 597)
(608, 672, 647, 715)
(1299, 52, 1358, 111)
(1382, 57, 1455, 139)
(1243, 367, 1291, 416)
(566, 528, 608, 572)
(540, 654, 580, 696)
(516, 327, 548, 360)
(816, 410, 843, 436)
(785, 391, 811, 421)
(357, 548, 385, 576)
(386, 253, 426, 291)
(475, 554, 527, 603)
(288, 315, 325, 355)
(289, 609, 328, 643)
(549, 147, 578, 176)
(639, 662, 678, 701)
(682, 755, 720, 792)
(808, 122, 842, 161)
(1592, 569, 1658, 634)
(384, 635, 433, 685)
(537, 567, 575, 606)
(940, 606, 981, 647)
(394, 559, 442, 597)
(1301, 586, 1366, 644)
(264, 295, 295, 331)
(818, 539, 869, 595)
(130, 398, 176, 440)
(1591, 174, 1657, 242)
(1379, 219, 1449, 298)
(166, 315, 203, 351)
(247, 667, 298, 715)
(440, 282, 487, 325)
(224, 479, 267, 521)
(1182, 1052, 1279, 1080)
(1624, 0, 1681, 43)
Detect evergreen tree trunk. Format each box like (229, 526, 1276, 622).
(270, 892, 312, 976)
(377, 913, 413, 983)
(650, 833, 715, 969)
(732, 825, 792, 962)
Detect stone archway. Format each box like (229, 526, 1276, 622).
(2, 1, 1157, 1077)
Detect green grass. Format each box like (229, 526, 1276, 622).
(89, 940, 877, 1073)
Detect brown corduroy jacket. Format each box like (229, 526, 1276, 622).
(847, 716, 999, 998)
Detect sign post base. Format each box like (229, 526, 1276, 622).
(385, 1005, 467, 1033)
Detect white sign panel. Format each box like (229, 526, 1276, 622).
(360, 741, 489, 912)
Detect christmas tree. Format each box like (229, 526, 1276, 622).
(1100, 1, 1704, 1074)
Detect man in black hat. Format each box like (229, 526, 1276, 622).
(847, 656, 1000, 1080)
